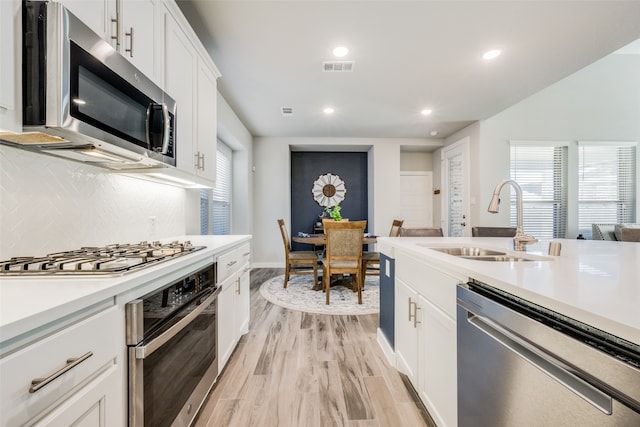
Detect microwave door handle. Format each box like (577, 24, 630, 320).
(161, 103, 170, 155)
(145, 104, 154, 150)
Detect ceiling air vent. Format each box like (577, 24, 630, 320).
(322, 61, 355, 72)
(281, 107, 294, 117)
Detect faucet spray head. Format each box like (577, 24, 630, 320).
(488, 194, 501, 213)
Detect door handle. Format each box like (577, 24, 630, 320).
(468, 314, 613, 415)
(29, 352, 93, 393)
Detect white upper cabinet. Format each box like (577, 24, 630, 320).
(119, 0, 160, 82)
(164, 12, 196, 174)
(60, 0, 160, 84)
(59, 0, 116, 43)
(195, 59, 218, 182)
(164, 1, 220, 184)
(1, 0, 18, 132)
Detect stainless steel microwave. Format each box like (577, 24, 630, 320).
(18, 0, 176, 170)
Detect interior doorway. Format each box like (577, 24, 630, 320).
(442, 137, 471, 237)
(400, 172, 433, 227)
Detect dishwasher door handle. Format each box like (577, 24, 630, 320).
(468, 314, 613, 415)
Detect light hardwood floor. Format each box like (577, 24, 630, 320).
(194, 268, 436, 427)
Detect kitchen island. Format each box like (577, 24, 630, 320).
(0, 235, 251, 427)
(377, 236, 640, 427)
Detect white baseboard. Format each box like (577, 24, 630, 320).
(377, 328, 395, 366)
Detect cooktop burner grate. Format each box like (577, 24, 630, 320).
(0, 241, 205, 276)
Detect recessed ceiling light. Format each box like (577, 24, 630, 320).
(420, 109, 433, 116)
(482, 49, 502, 60)
(430, 131, 438, 136)
(324, 107, 335, 114)
(332, 46, 349, 57)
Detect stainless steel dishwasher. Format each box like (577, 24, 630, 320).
(457, 281, 640, 426)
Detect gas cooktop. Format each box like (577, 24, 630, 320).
(0, 241, 205, 276)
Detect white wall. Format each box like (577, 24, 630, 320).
(252, 137, 440, 267)
(400, 151, 433, 171)
(217, 92, 253, 235)
(467, 52, 640, 234)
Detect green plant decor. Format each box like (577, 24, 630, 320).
(325, 205, 342, 221)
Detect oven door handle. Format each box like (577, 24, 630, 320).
(135, 288, 218, 359)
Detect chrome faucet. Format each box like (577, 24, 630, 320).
(488, 179, 538, 251)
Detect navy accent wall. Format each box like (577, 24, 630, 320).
(290, 152, 368, 250)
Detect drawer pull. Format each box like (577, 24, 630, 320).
(29, 351, 93, 393)
(227, 260, 237, 268)
(242, 252, 251, 256)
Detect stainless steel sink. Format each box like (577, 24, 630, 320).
(423, 246, 542, 262)
(426, 246, 506, 257)
(459, 255, 534, 262)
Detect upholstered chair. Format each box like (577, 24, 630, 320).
(322, 220, 366, 305)
(471, 226, 517, 237)
(399, 227, 444, 237)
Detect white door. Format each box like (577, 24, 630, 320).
(400, 172, 433, 227)
(441, 137, 471, 237)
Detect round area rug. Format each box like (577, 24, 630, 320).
(260, 274, 379, 315)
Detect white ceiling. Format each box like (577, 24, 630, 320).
(176, 1, 640, 139)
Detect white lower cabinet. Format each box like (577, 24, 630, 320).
(419, 295, 457, 427)
(217, 244, 251, 372)
(395, 251, 461, 427)
(394, 278, 420, 385)
(0, 306, 124, 427)
(236, 264, 251, 336)
(31, 363, 120, 427)
(217, 271, 238, 371)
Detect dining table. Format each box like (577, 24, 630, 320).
(292, 233, 377, 291)
(292, 234, 378, 245)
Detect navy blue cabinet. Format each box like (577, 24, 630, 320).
(379, 253, 395, 349)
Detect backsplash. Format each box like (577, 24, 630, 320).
(0, 146, 186, 259)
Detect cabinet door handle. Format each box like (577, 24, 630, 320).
(194, 152, 205, 171)
(29, 351, 93, 393)
(413, 306, 421, 328)
(111, 16, 120, 47)
(125, 27, 134, 57)
(408, 297, 413, 322)
(236, 278, 241, 295)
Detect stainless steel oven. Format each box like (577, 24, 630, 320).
(126, 262, 219, 427)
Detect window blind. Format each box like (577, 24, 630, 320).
(578, 143, 636, 238)
(199, 140, 233, 235)
(510, 144, 568, 239)
(212, 140, 232, 235)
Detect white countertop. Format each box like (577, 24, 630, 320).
(0, 235, 250, 346)
(378, 237, 640, 345)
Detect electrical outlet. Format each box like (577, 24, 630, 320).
(149, 216, 157, 237)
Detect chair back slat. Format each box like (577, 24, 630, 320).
(389, 219, 404, 237)
(277, 219, 291, 252)
(471, 226, 517, 237)
(399, 227, 443, 237)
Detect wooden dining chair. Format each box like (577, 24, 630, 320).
(322, 220, 366, 305)
(399, 227, 443, 237)
(471, 226, 517, 237)
(362, 219, 404, 280)
(277, 219, 318, 289)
